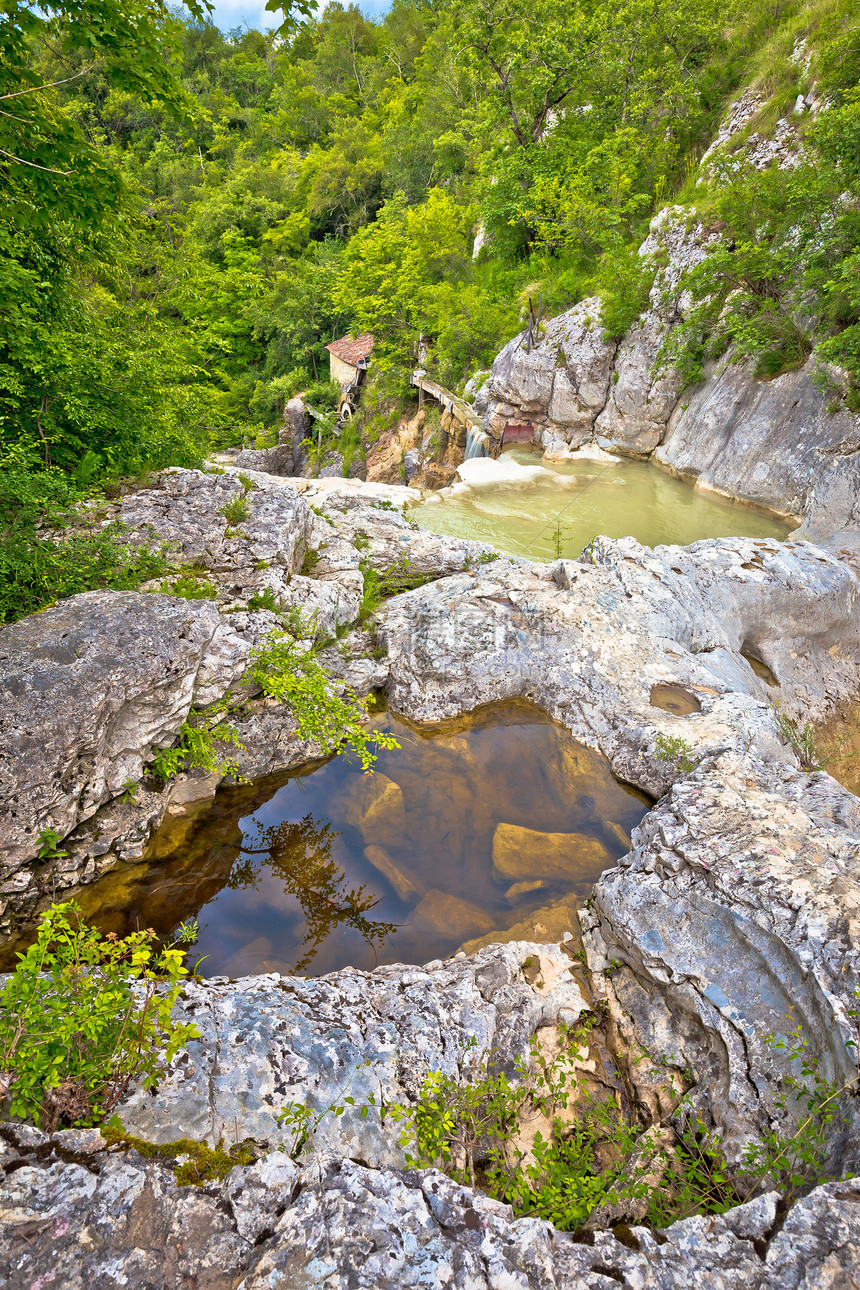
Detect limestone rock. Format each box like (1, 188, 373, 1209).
(4, 1125, 858, 1290)
(657, 353, 860, 527)
(118, 941, 589, 1159)
(593, 314, 681, 455)
(120, 468, 312, 579)
(492, 822, 611, 882)
(234, 443, 293, 475)
(583, 749, 860, 1173)
(0, 591, 248, 872)
(485, 298, 616, 446)
(379, 534, 860, 800)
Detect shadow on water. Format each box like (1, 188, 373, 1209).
(0, 701, 651, 977)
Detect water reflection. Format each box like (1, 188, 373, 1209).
(0, 703, 651, 977)
(230, 813, 396, 973)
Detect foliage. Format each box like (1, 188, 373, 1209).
(150, 700, 246, 782)
(373, 1011, 855, 1233)
(380, 1021, 739, 1230)
(221, 494, 250, 526)
(0, 447, 171, 623)
(358, 554, 430, 623)
(738, 1020, 851, 1203)
(36, 827, 69, 860)
(158, 572, 218, 600)
(658, 48, 860, 400)
(654, 732, 699, 773)
(247, 587, 279, 612)
(4, 0, 860, 545)
(250, 626, 400, 771)
(0, 902, 198, 1129)
(773, 706, 827, 771)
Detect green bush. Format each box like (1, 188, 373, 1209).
(0, 447, 171, 624)
(0, 903, 198, 1130)
(304, 377, 342, 413)
(250, 626, 400, 771)
(376, 1012, 854, 1232)
(221, 494, 250, 526)
(150, 700, 246, 782)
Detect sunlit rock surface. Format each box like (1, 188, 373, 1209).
(479, 200, 860, 539)
(119, 941, 589, 1160)
(584, 749, 860, 1173)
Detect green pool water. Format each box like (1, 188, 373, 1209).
(409, 451, 790, 561)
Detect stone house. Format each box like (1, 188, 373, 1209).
(325, 334, 374, 386)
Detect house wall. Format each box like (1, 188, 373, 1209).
(329, 353, 357, 386)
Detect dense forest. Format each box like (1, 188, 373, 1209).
(1, 0, 858, 619)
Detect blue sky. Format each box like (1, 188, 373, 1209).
(205, 0, 390, 32)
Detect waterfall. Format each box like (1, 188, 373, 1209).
(464, 424, 490, 460)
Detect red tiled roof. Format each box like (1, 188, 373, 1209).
(325, 333, 374, 366)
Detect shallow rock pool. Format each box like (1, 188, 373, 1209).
(32, 702, 649, 977)
(409, 451, 790, 561)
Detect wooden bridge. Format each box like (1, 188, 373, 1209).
(411, 370, 495, 456)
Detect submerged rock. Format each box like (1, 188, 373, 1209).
(492, 822, 611, 882)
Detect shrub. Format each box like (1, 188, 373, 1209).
(158, 572, 218, 600)
(0, 903, 198, 1130)
(150, 700, 246, 782)
(221, 494, 250, 526)
(250, 627, 400, 771)
(654, 732, 699, 773)
(0, 448, 171, 624)
(375, 1015, 854, 1233)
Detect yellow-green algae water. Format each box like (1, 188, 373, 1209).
(2, 703, 649, 977)
(409, 451, 790, 561)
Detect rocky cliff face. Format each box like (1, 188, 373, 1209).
(475, 97, 859, 544)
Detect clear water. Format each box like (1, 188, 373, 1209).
(409, 451, 790, 562)
(11, 704, 649, 977)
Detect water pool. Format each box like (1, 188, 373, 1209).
(409, 451, 790, 562)
(9, 703, 649, 977)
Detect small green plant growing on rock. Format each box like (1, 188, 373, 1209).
(150, 700, 246, 782)
(36, 827, 68, 860)
(773, 706, 826, 771)
(0, 903, 198, 1130)
(739, 1019, 859, 1205)
(221, 495, 250, 526)
(551, 518, 567, 559)
(250, 628, 400, 771)
(301, 546, 320, 575)
(654, 732, 699, 774)
(247, 587, 279, 613)
(158, 572, 218, 601)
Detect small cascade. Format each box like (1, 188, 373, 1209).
(464, 424, 490, 460)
